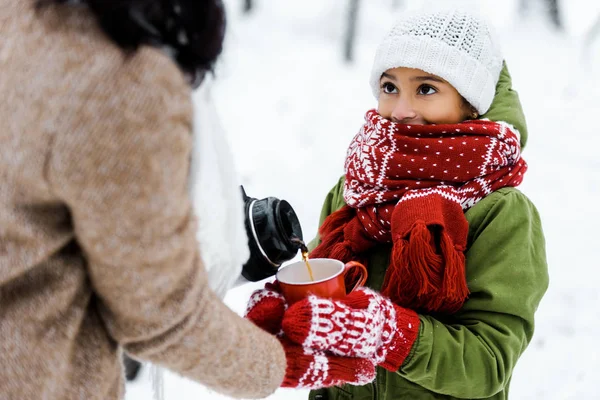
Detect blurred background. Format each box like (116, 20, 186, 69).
(126, 0, 600, 398)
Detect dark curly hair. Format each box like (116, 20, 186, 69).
(37, 0, 226, 87)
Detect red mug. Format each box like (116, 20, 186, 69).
(276, 258, 368, 305)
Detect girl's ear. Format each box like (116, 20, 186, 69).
(460, 97, 478, 120)
(470, 106, 479, 120)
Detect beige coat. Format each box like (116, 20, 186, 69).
(0, 2, 286, 399)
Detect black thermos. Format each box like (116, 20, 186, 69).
(240, 186, 303, 282)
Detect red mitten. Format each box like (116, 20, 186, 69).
(244, 281, 287, 336)
(279, 337, 376, 389)
(282, 287, 420, 371)
(245, 282, 377, 389)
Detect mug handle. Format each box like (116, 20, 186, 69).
(343, 261, 368, 294)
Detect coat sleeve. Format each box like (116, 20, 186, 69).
(398, 188, 549, 398)
(46, 49, 286, 399)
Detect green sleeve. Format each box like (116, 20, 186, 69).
(307, 176, 346, 252)
(482, 62, 529, 148)
(399, 189, 549, 398)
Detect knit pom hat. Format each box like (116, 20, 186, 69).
(369, 9, 504, 115)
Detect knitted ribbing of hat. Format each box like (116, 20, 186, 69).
(389, 10, 494, 64)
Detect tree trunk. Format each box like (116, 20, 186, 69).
(243, 0, 253, 14)
(546, 0, 562, 30)
(344, 0, 361, 63)
(519, 0, 529, 16)
(583, 13, 600, 59)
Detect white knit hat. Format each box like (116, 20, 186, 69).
(370, 9, 504, 115)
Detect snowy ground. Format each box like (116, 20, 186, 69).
(126, 1, 600, 399)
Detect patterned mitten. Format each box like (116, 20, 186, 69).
(245, 282, 376, 389)
(244, 281, 287, 335)
(279, 337, 376, 389)
(282, 287, 420, 371)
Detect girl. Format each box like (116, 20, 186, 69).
(246, 9, 548, 400)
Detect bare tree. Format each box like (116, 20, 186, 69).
(519, 0, 563, 30)
(582, 13, 600, 62)
(519, 0, 529, 15)
(243, 0, 253, 14)
(344, 0, 361, 62)
(546, 0, 562, 30)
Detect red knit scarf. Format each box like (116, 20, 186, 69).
(311, 109, 527, 314)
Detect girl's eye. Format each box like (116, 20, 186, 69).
(418, 85, 437, 95)
(381, 82, 398, 94)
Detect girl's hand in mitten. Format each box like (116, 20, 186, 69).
(282, 287, 420, 371)
(245, 282, 377, 389)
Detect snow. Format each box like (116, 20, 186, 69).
(125, 0, 600, 399)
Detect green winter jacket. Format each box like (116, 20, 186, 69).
(307, 64, 548, 400)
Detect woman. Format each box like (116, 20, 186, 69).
(0, 1, 371, 399)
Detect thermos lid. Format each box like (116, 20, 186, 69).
(241, 186, 304, 282)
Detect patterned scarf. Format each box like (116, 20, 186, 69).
(310, 109, 527, 314)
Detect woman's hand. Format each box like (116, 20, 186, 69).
(281, 287, 421, 371)
(245, 282, 377, 389)
(245, 281, 287, 336)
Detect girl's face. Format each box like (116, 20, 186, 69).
(377, 67, 474, 125)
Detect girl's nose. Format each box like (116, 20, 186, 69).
(391, 97, 417, 123)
